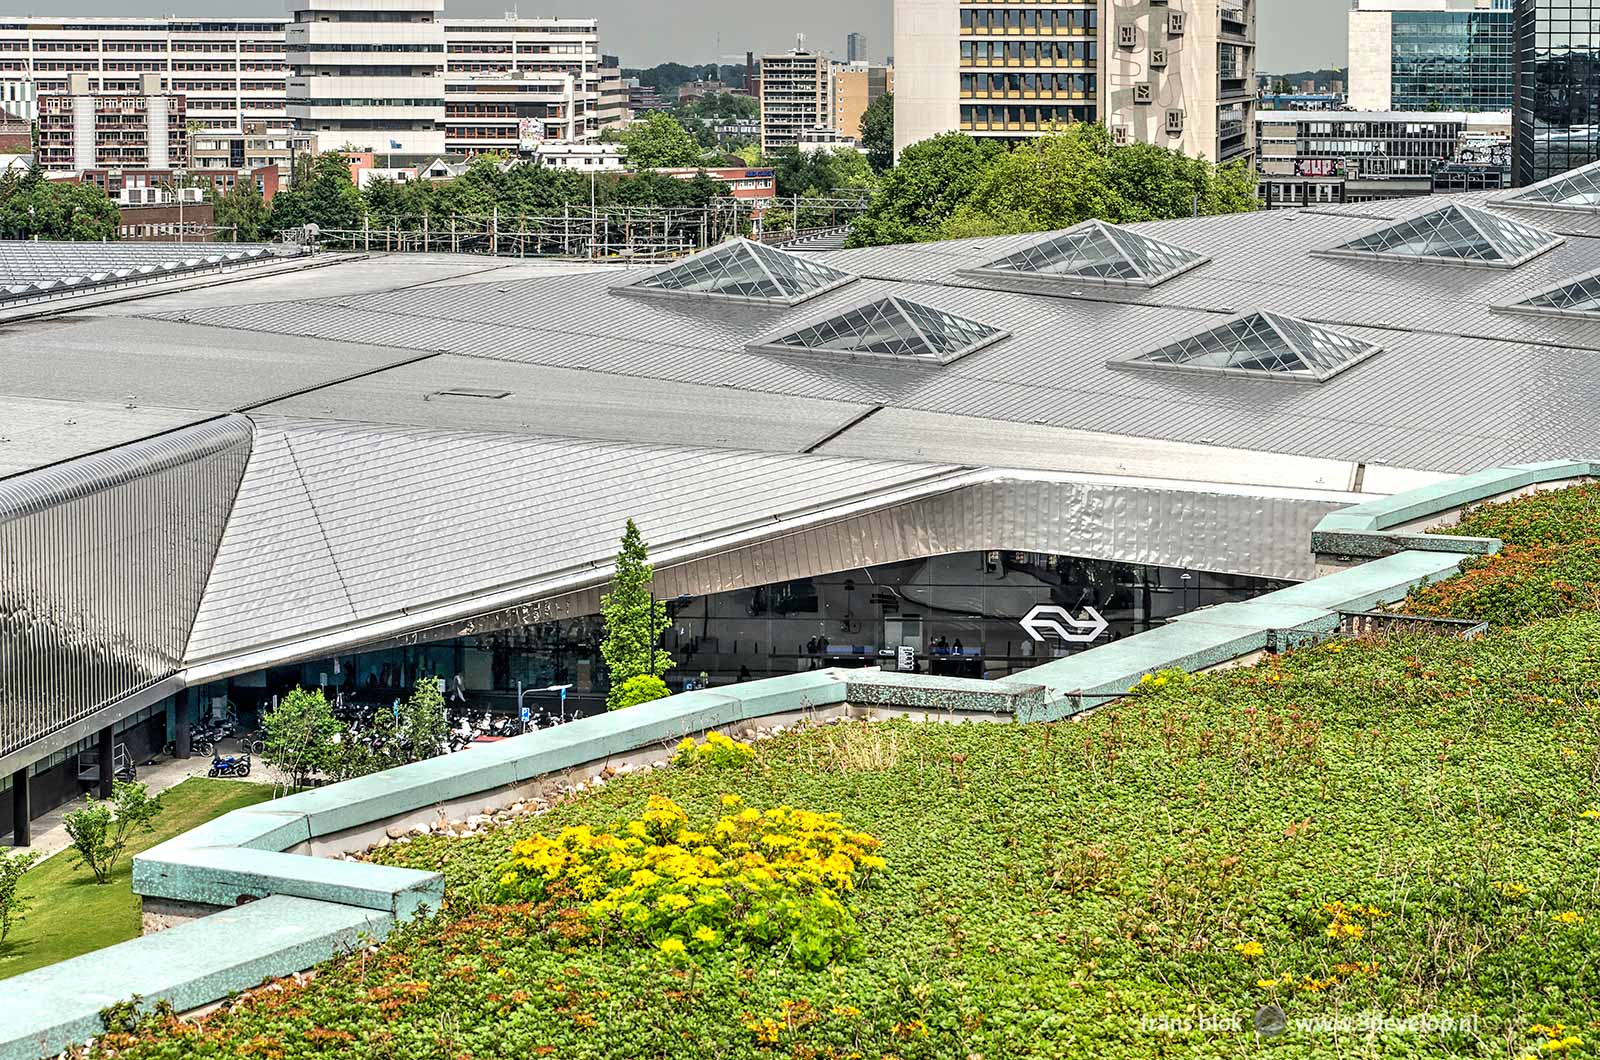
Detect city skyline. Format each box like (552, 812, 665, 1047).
(0, 0, 1345, 71)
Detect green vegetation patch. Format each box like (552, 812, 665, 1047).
(0, 778, 273, 981)
(90, 484, 1600, 1058)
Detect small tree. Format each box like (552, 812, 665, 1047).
(398, 675, 449, 763)
(261, 687, 341, 790)
(620, 112, 702, 169)
(0, 849, 40, 944)
(63, 782, 163, 885)
(600, 519, 673, 710)
(860, 91, 894, 173)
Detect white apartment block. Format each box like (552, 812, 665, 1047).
(759, 51, 832, 155)
(0, 12, 603, 167)
(893, 0, 1256, 165)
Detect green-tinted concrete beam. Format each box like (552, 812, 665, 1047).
(133, 846, 443, 919)
(0, 895, 391, 1060)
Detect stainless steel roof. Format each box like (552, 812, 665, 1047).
(131, 202, 1600, 476)
(184, 416, 963, 663)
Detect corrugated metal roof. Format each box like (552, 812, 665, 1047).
(184, 417, 962, 662)
(0, 240, 294, 304)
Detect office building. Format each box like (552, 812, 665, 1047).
(847, 31, 868, 63)
(36, 73, 185, 172)
(832, 63, 894, 140)
(0, 17, 288, 134)
(1348, 0, 1514, 112)
(1255, 109, 1510, 207)
(894, 0, 1255, 164)
(0, 14, 605, 166)
(445, 71, 587, 154)
(286, 0, 447, 158)
(596, 65, 629, 129)
(759, 50, 832, 154)
(1512, 0, 1600, 185)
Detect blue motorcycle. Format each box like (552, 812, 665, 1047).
(207, 751, 251, 779)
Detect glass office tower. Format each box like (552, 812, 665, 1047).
(1390, 5, 1515, 110)
(1514, 0, 1600, 184)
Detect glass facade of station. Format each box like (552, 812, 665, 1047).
(1514, 0, 1600, 184)
(1390, 6, 1515, 111)
(201, 550, 1286, 722)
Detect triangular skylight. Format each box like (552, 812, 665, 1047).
(961, 219, 1209, 288)
(1320, 203, 1561, 268)
(1495, 269, 1600, 319)
(749, 296, 1008, 366)
(1498, 159, 1600, 213)
(614, 237, 856, 306)
(1111, 310, 1382, 383)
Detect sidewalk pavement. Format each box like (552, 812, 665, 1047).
(16, 749, 282, 863)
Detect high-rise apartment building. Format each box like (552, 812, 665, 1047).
(1348, 0, 1514, 112)
(759, 50, 832, 154)
(1512, 0, 1600, 185)
(847, 32, 868, 63)
(893, 0, 1254, 164)
(832, 63, 894, 140)
(287, 0, 447, 157)
(0, 13, 604, 167)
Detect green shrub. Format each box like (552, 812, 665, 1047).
(0, 848, 40, 944)
(1443, 480, 1600, 547)
(613, 674, 670, 711)
(63, 781, 163, 885)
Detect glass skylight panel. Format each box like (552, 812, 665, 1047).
(963, 220, 1208, 288)
(1113, 311, 1382, 383)
(617, 238, 856, 305)
(1496, 270, 1600, 319)
(1323, 203, 1561, 267)
(752, 296, 1008, 365)
(1499, 160, 1600, 212)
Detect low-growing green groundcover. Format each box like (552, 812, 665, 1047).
(0, 778, 274, 981)
(91, 619, 1600, 1059)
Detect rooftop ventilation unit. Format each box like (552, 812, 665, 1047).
(1316, 202, 1563, 269)
(748, 296, 1008, 367)
(1496, 158, 1600, 214)
(959, 219, 1209, 290)
(1111, 310, 1383, 384)
(614, 237, 856, 307)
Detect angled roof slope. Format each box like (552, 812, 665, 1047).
(1111, 310, 1383, 383)
(1320, 202, 1562, 268)
(184, 417, 960, 663)
(613, 237, 856, 306)
(961, 219, 1209, 288)
(751, 296, 1008, 366)
(1498, 159, 1600, 213)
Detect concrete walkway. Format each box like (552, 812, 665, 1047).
(17, 750, 284, 862)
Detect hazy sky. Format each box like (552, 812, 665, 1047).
(0, 0, 1348, 71)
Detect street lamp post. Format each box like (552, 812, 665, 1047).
(515, 682, 575, 733)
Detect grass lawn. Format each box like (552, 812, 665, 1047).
(88, 485, 1600, 1058)
(0, 778, 275, 981)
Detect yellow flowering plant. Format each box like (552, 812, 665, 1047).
(494, 794, 884, 969)
(672, 731, 755, 769)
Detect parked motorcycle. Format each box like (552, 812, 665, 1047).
(207, 751, 251, 779)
